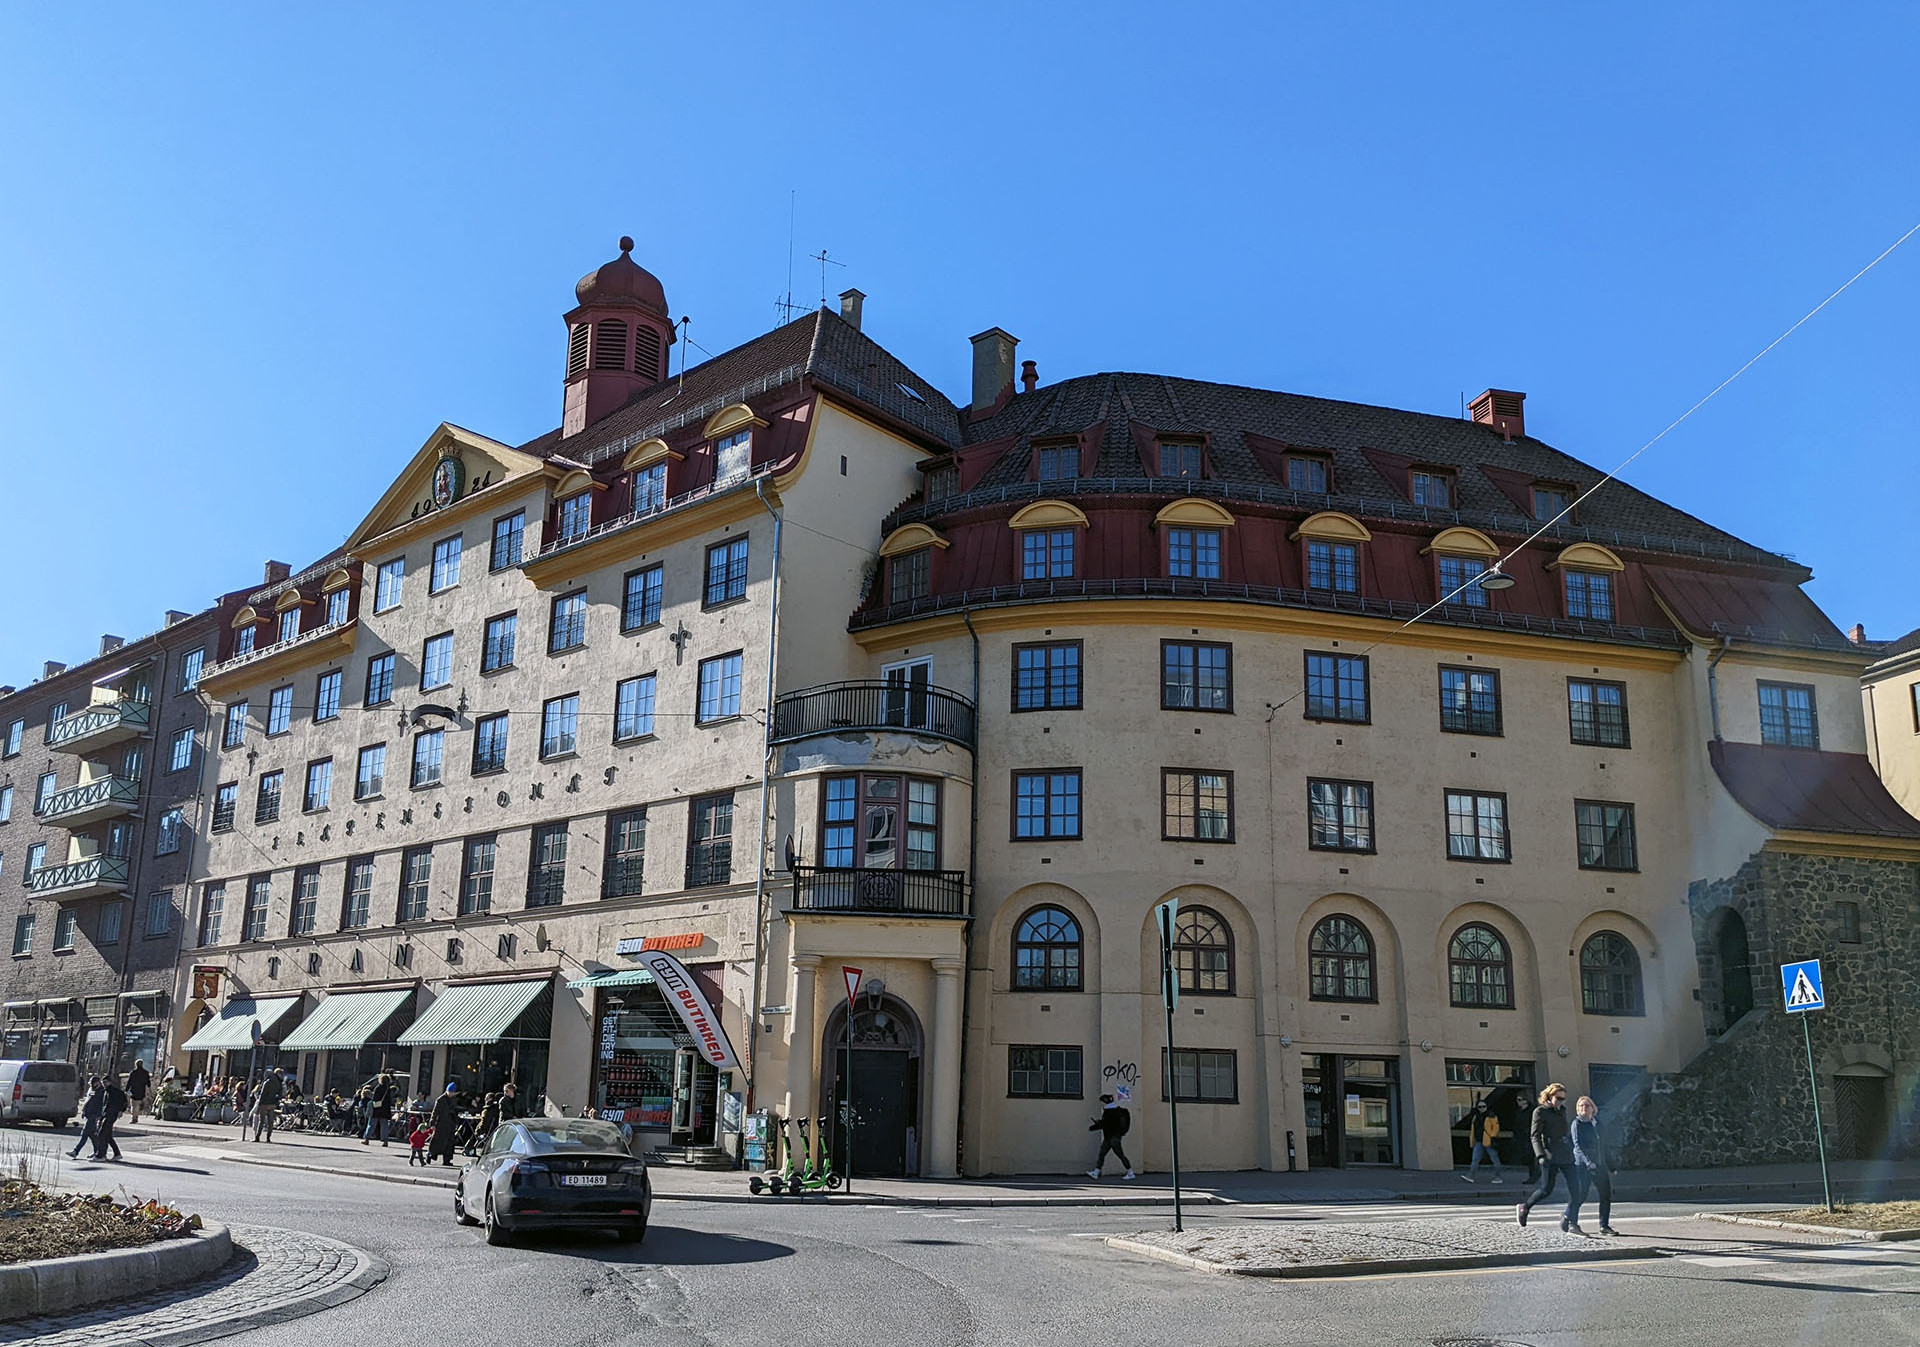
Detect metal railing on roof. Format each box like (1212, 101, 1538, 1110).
(888, 475, 1785, 567)
(530, 464, 782, 562)
(249, 555, 350, 606)
(849, 575, 1693, 650)
(200, 619, 354, 682)
(1706, 622, 1871, 655)
(582, 364, 808, 468)
(810, 368, 961, 447)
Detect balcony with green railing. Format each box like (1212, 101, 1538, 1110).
(45, 700, 150, 755)
(28, 854, 131, 901)
(37, 775, 140, 828)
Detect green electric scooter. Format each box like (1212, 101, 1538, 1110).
(784, 1116, 842, 1193)
(749, 1116, 799, 1196)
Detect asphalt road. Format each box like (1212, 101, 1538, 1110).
(41, 1133, 1920, 1347)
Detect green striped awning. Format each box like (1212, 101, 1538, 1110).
(280, 989, 413, 1052)
(397, 979, 549, 1047)
(565, 968, 657, 990)
(180, 997, 302, 1052)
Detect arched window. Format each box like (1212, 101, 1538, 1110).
(1308, 915, 1375, 1002)
(1448, 923, 1513, 1008)
(1013, 906, 1081, 991)
(1173, 907, 1233, 995)
(1580, 931, 1644, 1016)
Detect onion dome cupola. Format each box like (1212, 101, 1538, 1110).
(561, 236, 676, 436)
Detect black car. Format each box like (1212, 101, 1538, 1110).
(454, 1117, 651, 1246)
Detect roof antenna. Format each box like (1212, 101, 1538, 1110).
(676, 316, 692, 394)
(775, 190, 802, 324)
(1459, 391, 1466, 420)
(811, 247, 845, 308)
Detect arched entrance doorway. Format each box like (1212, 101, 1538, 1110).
(819, 995, 923, 1178)
(1713, 909, 1753, 1027)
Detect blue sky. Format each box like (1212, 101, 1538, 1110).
(2, 5, 1915, 685)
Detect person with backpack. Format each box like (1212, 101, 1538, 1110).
(1086, 1093, 1135, 1180)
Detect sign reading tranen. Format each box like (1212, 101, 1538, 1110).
(1782, 958, 1826, 1014)
(635, 949, 741, 1070)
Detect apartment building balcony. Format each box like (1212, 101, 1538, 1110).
(28, 855, 131, 901)
(38, 776, 140, 828)
(45, 700, 150, 755)
(789, 864, 968, 917)
(197, 619, 357, 697)
(771, 681, 977, 750)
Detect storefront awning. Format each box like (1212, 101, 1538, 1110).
(566, 968, 657, 990)
(180, 996, 302, 1052)
(398, 979, 548, 1047)
(280, 988, 413, 1052)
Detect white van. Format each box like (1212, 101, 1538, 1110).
(0, 1059, 81, 1126)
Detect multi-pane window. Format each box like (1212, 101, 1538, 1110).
(1575, 800, 1638, 871)
(0, 784, 9, 821)
(180, 649, 205, 692)
(1013, 906, 1081, 990)
(459, 836, 496, 916)
(1568, 679, 1629, 747)
(1308, 915, 1375, 1001)
(820, 774, 940, 871)
(198, 885, 225, 946)
(326, 586, 350, 626)
(3, 719, 20, 756)
(421, 632, 454, 689)
(211, 783, 237, 833)
(1446, 790, 1509, 861)
(1564, 569, 1613, 620)
(890, 548, 930, 605)
(687, 795, 733, 887)
(491, 512, 525, 570)
(398, 846, 432, 922)
(366, 652, 396, 706)
(1304, 652, 1369, 722)
(1758, 682, 1819, 749)
(1448, 923, 1513, 1008)
(223, 700, 249, 748)
(1286, 455, 1330, 493)
(1008, 1045, 1084, 1098)
(549, 592, 587, 653)
(1411, 470, 1451, 507)
(254, 770, 283, 824)
(697, 653, 743, 723)
(527, 822, 568, 907)
(1162, 770, 1233, 841)
(1439, 667, 1501, 735)
(1437, 554, 1489, 607)
(289, 866, 319, 937)
(604, 809, 647, 897)
(122, 745, 143, 783)
(234, 626, 256, 656)
(156, 807, 183, 855)
(1013, 770, 1081, 839)
(34, 771, 57, 815)
(144, 891, 173, 937)
(1308, 779, 1374, 852)
(541, 695, 579, 758)
(1163, 1048, 1238, 1103)
(411, 730, 444, 787)
(1157, 440, 1203, 477)
(622, 565, 663, 631)
(614, 675, 657, 742)
(341, 858, 374, 929)
(1034, 441, 1076, 481)
(472, 713, 509, 774)
(632, 462, 667, 513)
(52, 907, 77, 952)
(267, 685, 294, 735)
(1020, 529, 1076, 580)
(482, 613, 517, 672)
(1306, 539, 1360, 592)
(1836, 899, 1862, 944)
(1173, 908, 1234, 994)
(315, 670, 342, 721)
(556, 493, 593, 546)
(277, 608, 300, 644)
(1166, 527, 1222, 579)
(704, 537, 750, 606)
(1013, 642, 1082, 711)
(242, 876, 270, 942)
(714, 428, 752, 483)
(168, 728, 194, 772)
(430, 535, 462, 593)
(11, 911, 32, 957)
(1162, 641, 1231, 711)
(355, 744, 386, 799)
(1532, 485, 1572, 520)
(1579, 932, 1644, 1015)
(375, 557, 405, 612)
(26, 842, 45, 874)
(98, 900, 124, 945)
(304, 758, 333, 812)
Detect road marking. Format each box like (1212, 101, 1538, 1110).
(951, 1218, 989, 1223)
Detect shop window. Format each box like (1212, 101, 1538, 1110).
(1013, 906, 1081, 991)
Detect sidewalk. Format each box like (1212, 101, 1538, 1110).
(110, 1117, 1920, 1209)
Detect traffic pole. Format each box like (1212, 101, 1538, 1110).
(1160, 906, 1184, 1234)
(1801, 1013, 1833, 1213)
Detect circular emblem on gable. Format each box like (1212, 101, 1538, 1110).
(431, 455, 466, 508)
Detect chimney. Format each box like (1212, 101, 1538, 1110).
(1021, 360, 1038, 394)
(838, 288, 866, 332)
(44, 661, 67, 679)
(1469, 389, 1525, 442)
(969, 328, 1019, 416)
(165, 610, 190, 627)
(100, 635, 125, 657)
(264, 560, 291, 585)
(1849, 623, 1867, 645)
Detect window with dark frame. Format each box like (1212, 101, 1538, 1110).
(1007, 1045, 1084, 1098)
(704, 537, 750, 607)
(1835, 899, 1861, 944)
(1013, 770, 1081, 840)
(541, 694, 579, 758)
(549, 591, 587, 653)
(398, 846, 432, 922)
(1156, 439, 1204, 478)
(490, 512, 525, 571)
(1020, 528, 1076, 580)
(482, 614, 517, 672)
(556, 492, 592, 546)
(1758, 681, 1819, 749)
(198, 884, 225, 946)
(242, 875, 270, 942)
(1307, 778, 1374, 852)
(604, 808, 647, 897)
(1532, 484, 1572, 520)
(222, 700, 248, 749)
(1173, 907, 1234, 994)
(632, 462, 667, 514)
(168, 728, 194, 772)
(1308, 914, 1375, 1001)
(1437, 554, 1490, 608)
(1304, 652, 1369, 722)
(890, 547, 931, 605)
(527, 822, 568, 907)
(622, 565, 663, 631)
(1439, 666, 1502, 735)
(1568, 679, 1629, 747)
(1563, 569, 1614, 621)
(1166, 527, 1222, 579)
(1306, 539, 1360, 593)
(1579, 931, 1644, 1015)
(472, 713, 509, 774)
(289, 866, 319, 937)
(355, 744, 386, 799)
(410, 730, 444, 788)
(1411, 469, 1452, 508)
(1162, 1048, 1237, 1103)
(1446, 790, 1509, 861)
(365, 652, 395, 707)
(1286, 455, 1330, 493)
(1575, 800, 1638, 871)
(211, 783, 237, 833)
(254, 771, 282, 824)
(1013, 642, 1082, 711)
(303, 758, 333, 811)
(1162, 641, 1232, 712)
(341, 857, 373, 929)
(1448, 923, 1514, 1008)
(316, 669, 342, 721)
(614, 675, 656, 742)
(1162, 769, 1233, 842)
(1034, 441, 1077, 482)
(459, 836, 496, 916)
(820, 774, 940, 871)
(1013, 905, 1081, 990)
(687, 794, 733, 887)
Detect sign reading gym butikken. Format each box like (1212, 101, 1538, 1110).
(634, 949, 741, 1072)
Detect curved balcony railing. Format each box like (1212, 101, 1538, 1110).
(771, 681, 976, 749)
(28, 855, 131, 900)
(199, 619, 354, 686)
(46, 700, 149, 753)
(790, 865, 967, 917)
(39, 776, 139, 827)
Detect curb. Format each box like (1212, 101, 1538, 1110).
(124, 1233, 391, 1347)
(1400, 1182, 1875, 1205)
(1103, 1235, 1661, 1279)
(1695, 1212, 1920, 1242)
(0, 1224, 233, 1322)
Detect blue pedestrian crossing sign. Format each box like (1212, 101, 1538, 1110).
(1781, 959, 1825, 1014)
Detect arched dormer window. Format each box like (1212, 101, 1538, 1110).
(1308, 914, 1375, 1002)
(1173, 906, 1234, 995)
(272, 589, 306, 645)
(622, 439, 681, 514)
(1423, 527, 1502, 609)
(1013, 905, 1082, 991)
(1293, 512, 1371, 596)
(878, 524, 948, 607)
(1155, 499, 1233, 581)
(1448, 923, 1513, 1008)
(703, 404, 768, 487)
(321, 569, 354, 627)
(554, 474, 595, 546)
(1549, 543, 1624, 622)
(230, 605, 261, 657)
(1009, 500, 1087, 582)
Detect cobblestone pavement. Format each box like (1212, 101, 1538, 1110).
(0, 1225, 388, 1347)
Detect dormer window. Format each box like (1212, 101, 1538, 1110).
(277, 609, 300, 644)
(1437, 555, 1489, 607)
(1167, 528, 1221, 579)
(326, 588, 350, 626)
(1532, 483, 1573, 521)
(1411, 469, 1453, 509)
(1022, 529, 1076, 580)
(1034, 440, 1077, 483)
(235, 626, 256, 656)
(715, 429, 752, 485)
(1285, 454, 1331, 494)
(1157, 439, 1204, 479)
(633, 462, 667, 513)
(890, 548, 931, 604)
(556, 492, 592, 545)
(1306, 540, 1359, 593)
(1564, 570, 1613, 621)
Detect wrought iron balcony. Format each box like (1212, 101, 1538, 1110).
(790, 865, 968, 917)
(38, 775, 139, 828)
(771, 681, 976, 749)
(28, 855, 131, 901)
(46, 700, 149, 754)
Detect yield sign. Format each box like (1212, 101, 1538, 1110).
(843, 966, 864, 1009)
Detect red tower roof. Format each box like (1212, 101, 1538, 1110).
(573, 236, 668, 319)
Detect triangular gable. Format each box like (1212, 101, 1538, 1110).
(348, 423, 552, 552)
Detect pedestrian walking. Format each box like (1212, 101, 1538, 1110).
(363, 1072, 397, 1146)
(1516, 1083, 1577, 1230)
(1570, 1095, 1617, 1236)
(92, 1074, 127, 1161)
(1085, 1093, 1135, 1181)
(498, 1081, 519, 1119)
(428, 1083, 463, 1166)
(231, 1077, 250, 1128)
(1461, 1098, 1505, 1184)
(125, 1060, 151, 1125)
(470, 1092, 502, 1156)
(407, 1122, 433, 1166)
(251, 1068, 286, 1142)
(70, 1077, 104, 1159)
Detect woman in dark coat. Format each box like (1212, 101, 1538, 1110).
(428, 1083, 463, 1166)
(1516, 1083, 1577, 1230)
(1571, 1095, 1618, 1236)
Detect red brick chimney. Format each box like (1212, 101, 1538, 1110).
(1469, 389, 1526, 442)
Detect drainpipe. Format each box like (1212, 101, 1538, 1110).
(743, 478, 785, 1138)
(955, 608, 982, 1174)
(1706, 636, 1734, 740)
